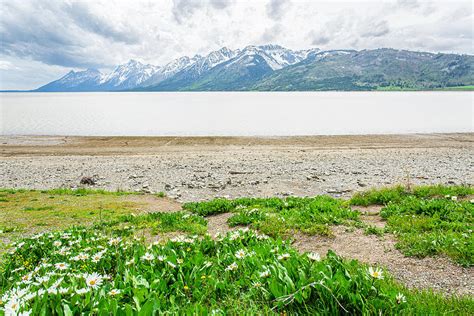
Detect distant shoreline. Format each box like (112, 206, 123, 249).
(2, 87, 474, 93)
(1, 133, 472, 157)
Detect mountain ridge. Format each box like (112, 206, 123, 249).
(34, 45, 474, 92)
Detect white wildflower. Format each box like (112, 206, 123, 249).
(225, 262, 238, 271)
(84, 273, 104, 289)
(368, 267, 384, 280)
(109, 289, 121, 296)
(259, 270, 271, 278)
(141, 253, 155, 261)
(277, 253, 291, 261)
(307, 252, 321, 261)
(235, 249, 246, 259)
(396, 292, 407, 304)
(54, 262, 69, 270)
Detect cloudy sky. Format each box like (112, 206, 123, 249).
(0, 0, 472, 90)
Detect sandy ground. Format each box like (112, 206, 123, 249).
(0, 134, 472, 201)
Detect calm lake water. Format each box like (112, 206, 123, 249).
(0, 92, 472, 136)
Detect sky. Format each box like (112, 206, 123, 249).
(0, 0, 472, 90)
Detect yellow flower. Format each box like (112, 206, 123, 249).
(184, 285, 189, 291)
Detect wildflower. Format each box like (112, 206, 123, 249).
(141, 253, 155, 261)
(167, 261, 176, 269)
(396, 292, 407, 304)
(108, 237, 121, 246)
(109, 289, 121, 296)
(20, 273, 32, 284)
(451, 196, 458, 201)
(125, 258, 135, 266)
(259, 270, 271, 278)
(4, 298, 21, 315)
(177, 258, 183, 264)
(47, 287, 58, 295)
(307, 252, 321, 261)
(368, 267, 384, 280)
(183, 285, 189, 291)
(470, 199, 474, 204)
(277, 253, 291, 261)
(54, 262, 69, 270)
(252, 281, 262, 288)
(84, 273, 104, 289)
(225, 262, 238, 271)
(53, 241, 62, 247)
(72, 253, 89, 261)
(256, 234, 269, 240)
(57, 247, 70, 256)
(91, 253, 103, 263)
(18, 311, 32, 316)
(229, 232, 240, 241)
(36, 276, 50, 284)
(75, 288, 89, 295)
(58, 288, 69, 295)
(235, 249, 246, 259)
(157, 255, 166, 262)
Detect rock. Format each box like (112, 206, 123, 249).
(80, 176, 96, 185)
(229, 170, 253, 175)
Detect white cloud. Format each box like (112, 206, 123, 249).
(0, 0, 472, 89)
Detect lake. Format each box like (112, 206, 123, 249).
(0, 92, 472, 136)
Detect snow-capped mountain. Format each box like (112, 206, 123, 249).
(141, 55, 202, 87)
(99, 60, 160, 90)
(34, 45, 474, 91)
(235, 44, 311, 70)
(36, 69, 102, 92)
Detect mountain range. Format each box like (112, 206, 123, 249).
(35, 45, 474, 92)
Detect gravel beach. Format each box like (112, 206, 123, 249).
(1, 134, 472, 201)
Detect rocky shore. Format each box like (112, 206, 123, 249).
(1, 134, 472, 202)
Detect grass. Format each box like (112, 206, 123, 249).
(349, 184, 473, 206)
(380, 197, 473, 266)
(0, 189, 175, 251)
(348, 185, 473, 266)
(0, 185, 473, 313)
(95, 211, 208, 237)
(1, 224, 473, 314)
(184, 196, 360, 237)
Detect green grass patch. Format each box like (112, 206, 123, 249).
(95, 211, 207, 236)
(364, 225, 385, 237)
(185, 196, 360, 237)
(381, 197, 473, 266)
(0, 189, 177, 252)
(0, 226, 472, 314)
(349, 185, 473, 206)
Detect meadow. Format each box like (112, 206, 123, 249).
(0, 185, 473, 315)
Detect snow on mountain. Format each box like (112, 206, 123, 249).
(35, 44, 322, 91)
(99, 60, 160, 90)
(227, 44, 313, 71)
(36, 69, 103, 92)
(141, 55, 202, 87)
